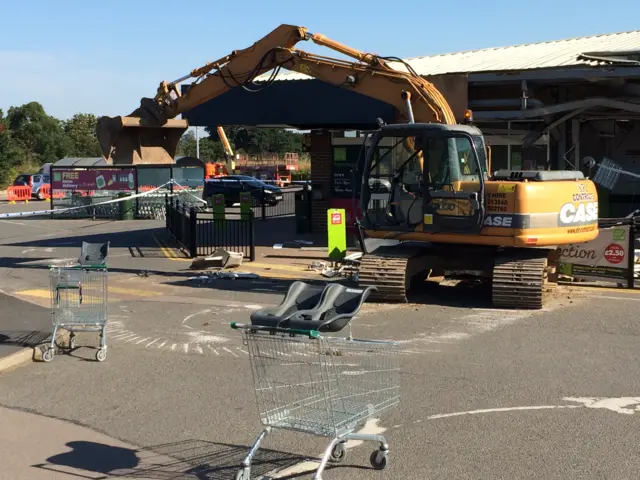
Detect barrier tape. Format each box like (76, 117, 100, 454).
(0, 181, 181, 219)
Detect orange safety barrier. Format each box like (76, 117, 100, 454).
(7, 185, 31, 204)
(39, 184, 65, 200)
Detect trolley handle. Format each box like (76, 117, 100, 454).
(230, 322, 320, 338)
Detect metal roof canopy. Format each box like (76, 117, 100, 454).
(182, 29, 640, 128)
(53, 157, 108, 167)
(259, 29, 640, 82)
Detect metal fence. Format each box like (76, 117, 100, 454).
(195, 211, 255, 260)
(166, 197, 255, 260)
(224, 185, 307, 221)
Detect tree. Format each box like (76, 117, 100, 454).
(205, 126, 303, 154)
(7, 102, 69, 165)
(0, 109, 28, 186)
(176, 131, 226, 161)
(63, 113, 102, 157)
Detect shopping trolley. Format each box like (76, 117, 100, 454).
(43, 242, 110, 362)
(230, 322, 400, 480)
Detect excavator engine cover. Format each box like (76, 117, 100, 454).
(96, 101, 188, 165)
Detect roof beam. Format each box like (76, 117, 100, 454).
(474, 97, 640, 120)
(469, 67, 640, 83)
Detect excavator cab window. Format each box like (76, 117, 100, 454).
(360, 126, 485, 235)
(421, 133, 485, 234)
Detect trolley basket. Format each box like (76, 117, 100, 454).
(230, 323, 400, 480)
(44, 265, 109, 362)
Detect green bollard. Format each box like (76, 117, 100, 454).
(240, 192, 252, 219)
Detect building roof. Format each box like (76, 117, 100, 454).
(53, 157, 108, 167)
(259, 29, 640, 81)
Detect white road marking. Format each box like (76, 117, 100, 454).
(563, 397, 640, 414)
(208, 345, 219, 355)
(424, 405, 582, 421)
(196, 345, 204, 355)
(135, 337, 151, 345)
(223, 347, 238, 357)
(157, 341, 167, 348)
(261, 418, 385, 479)
(244, 304, 263, 310)
(183, 343, 189, 354)
(182, 309, 212, 325)
(171, 344, 177, 351)
(124, 336, 141, 343)
(184, 331, 228, 344)
(145, 339, 159, 348)
(392, 396, 640, 431)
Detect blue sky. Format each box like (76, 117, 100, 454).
(1, 0, 637, 120)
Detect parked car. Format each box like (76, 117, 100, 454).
(202, 175, 283, 207)
(12, 173, 50, 200)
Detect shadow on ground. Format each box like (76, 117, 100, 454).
(2, 226, 167, 251)
(32, 438, 351, 479)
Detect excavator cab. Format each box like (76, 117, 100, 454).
(360, 123, 487, 235)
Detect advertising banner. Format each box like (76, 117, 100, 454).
(52, 169, 136, 191)
(558, 225, 632, 282)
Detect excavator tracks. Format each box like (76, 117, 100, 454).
(357, 250, 416, 303)
(491, 255, 549, 310)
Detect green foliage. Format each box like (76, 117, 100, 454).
(204, 126, 303, 154)
(63, 113, 102, 157)
(0, 102, 305, 189)
(0, 109, 28, 186)
(176, 131, 226, 161)
(0, 102, 106, 188)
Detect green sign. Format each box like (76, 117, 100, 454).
(334, 147, 347, 162)
(240, 191, 252, 218)
(212, 194, 225, 220)
(327, 208, 347, 261)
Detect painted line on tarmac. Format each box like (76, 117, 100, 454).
(389, 396, 640, 431)
(153, 235, 189, 261)
(258, 418, 385, 479)
(152, 233, 324, 275)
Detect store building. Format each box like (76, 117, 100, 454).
(183, 30, 640, 229)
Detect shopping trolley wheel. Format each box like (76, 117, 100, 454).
(42, 348, 54, 363)
(329, 441, 348, 463)
(369, 450, 388, 470)
(95, 349, 107, 362)
(234, 468, 249, 480)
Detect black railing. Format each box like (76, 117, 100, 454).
(256, 186, 299, 219)
(166, 198, 196, 256)
(195, 211, 255, 260)
(166, 197, 255, 260)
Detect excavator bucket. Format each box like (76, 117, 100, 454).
(96, 104, 188, 165)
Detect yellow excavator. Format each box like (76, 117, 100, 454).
(96, 24, 600, 309)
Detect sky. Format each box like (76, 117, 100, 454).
(1, 0, 638, 121)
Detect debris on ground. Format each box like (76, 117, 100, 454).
(188, 270, 261, 284)
(306, 253, 362, 279)
(272, 240, 315, 249)
(190, 249, 243, 270)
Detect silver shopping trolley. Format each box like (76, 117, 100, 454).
(230, 321, 400, 480)
(43, 242, 110, 363)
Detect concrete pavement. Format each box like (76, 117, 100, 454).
(3, 287, 640, 478)
(5, 205, 640, 478)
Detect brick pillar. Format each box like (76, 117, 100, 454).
(310, 129, 332, 233)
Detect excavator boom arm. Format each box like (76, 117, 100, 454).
(97, 23, 466, 164)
